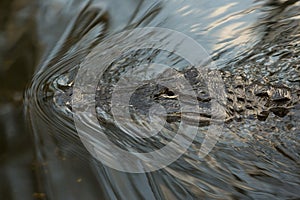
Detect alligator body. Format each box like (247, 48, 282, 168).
(51, 66, 299, 125)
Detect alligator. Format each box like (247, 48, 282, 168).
(51, 65, 299, 124)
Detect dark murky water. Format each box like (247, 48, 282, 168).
(1, 0, 300, 199)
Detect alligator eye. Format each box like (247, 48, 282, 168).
(153, 88, 177, 99)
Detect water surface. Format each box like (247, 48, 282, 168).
(3, 0, 300, 199)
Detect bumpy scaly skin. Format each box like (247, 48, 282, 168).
(50, 66, 299, 126)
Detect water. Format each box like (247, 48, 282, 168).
(1, 0, 300, 199)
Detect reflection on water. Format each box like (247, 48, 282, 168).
(1, 0, 299, 199)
